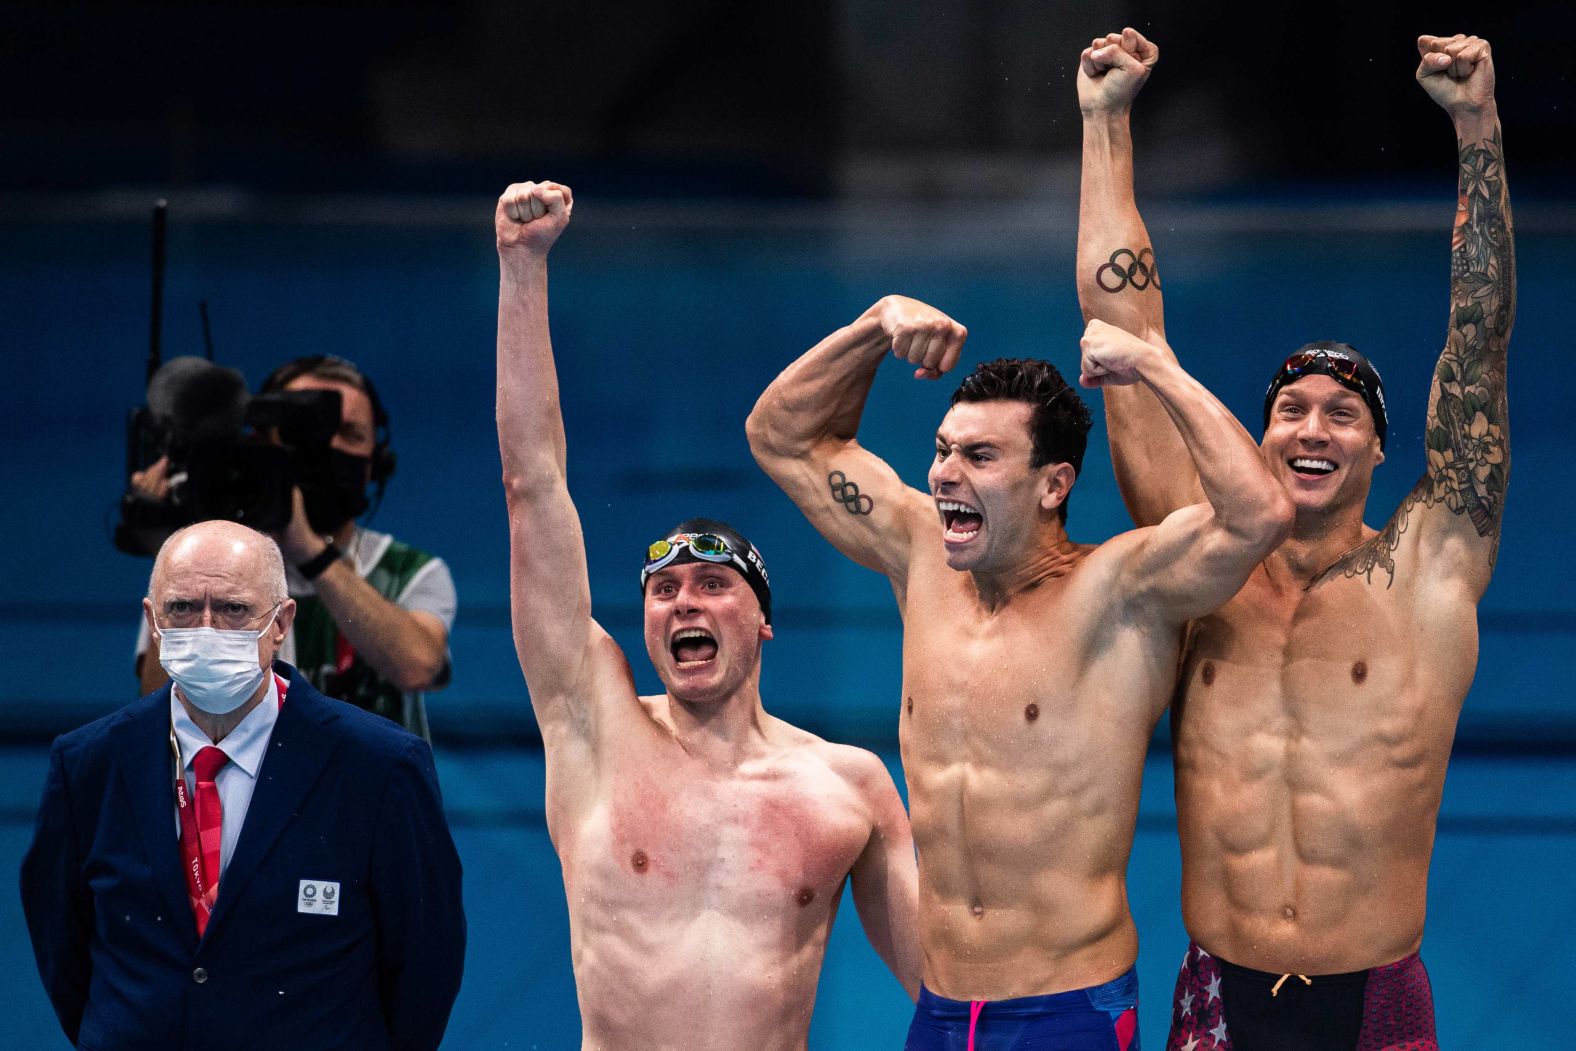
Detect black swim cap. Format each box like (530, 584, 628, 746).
(1262, 341, 1388, 450)
(639, 517, 772, 625)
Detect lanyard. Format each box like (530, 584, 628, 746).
(171, 674, 287, 927)
(334, 632, 356, 676)
(172, 735, 214, 926)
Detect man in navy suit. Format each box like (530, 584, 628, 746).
(21, 519, 466, 1050)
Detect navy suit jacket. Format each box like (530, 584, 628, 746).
(20, 663, 466, 1051)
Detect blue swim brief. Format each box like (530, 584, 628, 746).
(905, 966, 1140, 1050)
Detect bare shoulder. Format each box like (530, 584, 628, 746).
(1309, 518, 1395, 591)
(1307, 477, 1438, 595)
(817, 738, 898, 794)
(770, 719, 901, 811)
(1085, 526, 1148, 566)
(811, 739, 905, 829)
(1066, 530, 1147, 601)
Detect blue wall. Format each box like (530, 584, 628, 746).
(4, 199, 1571, 736)
(3, 193, 1573, 1047)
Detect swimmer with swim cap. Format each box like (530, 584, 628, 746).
(1262, 341, 1389, 451)
(641, 519, 773, 624)
(1078, 27, 1513, 1049)
(496, 178, 920, 1050)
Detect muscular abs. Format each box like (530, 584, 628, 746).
(897, 553, 1171, 1000)
(1173, 563, 1476, 974)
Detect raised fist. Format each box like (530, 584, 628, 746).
(1078, 27, 1158, 117)
(1415, 34, 1495, 117)
(496, 180, 573, 256)
(1079, 319, 1157, 388)
(874, 296, 968, 381)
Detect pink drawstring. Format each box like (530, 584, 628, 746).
(967, 1000, 985, 1051)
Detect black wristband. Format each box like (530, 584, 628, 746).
(296, 541, 341, 581)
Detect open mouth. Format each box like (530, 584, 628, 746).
(671, 627, 718, 667)
(938, 499, 983, 543)
(1289, 457, 1337, 479)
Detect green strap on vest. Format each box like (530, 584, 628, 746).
(293, 538, 442, 738)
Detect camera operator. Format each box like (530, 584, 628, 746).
(133, 355, 455, 740)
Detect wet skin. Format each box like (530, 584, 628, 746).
(1174, 385, 1461, 972)
(749, 296, 1290, 1001)
(902, 403, 1177, 998)
(498, 178, 919, 1049)
(537, 565, 913, 1049)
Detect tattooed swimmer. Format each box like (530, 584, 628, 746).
(495, 180, 920, 1050)
(1077, 28, 1514, 1050)
(747, 282, 1293, 1046)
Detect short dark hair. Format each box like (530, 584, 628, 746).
(950, 358, 1092, 523)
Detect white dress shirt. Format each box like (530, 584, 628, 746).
(170, 674, 286, 878)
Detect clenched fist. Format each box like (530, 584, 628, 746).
(1415, 34, 1495, 118)
(872, 296, 968, 381)
(1079, 319, 1159, 388)
(1078, 27, 1158, 117)
(496, 180, 573, 257)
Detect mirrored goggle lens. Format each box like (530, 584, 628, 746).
(1283, 351, 1362, 388)
(687, 534, 730, 558)
(643, 534, 736, 575)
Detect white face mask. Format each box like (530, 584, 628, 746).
(157, 608, 280, 715)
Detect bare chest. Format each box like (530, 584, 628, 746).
(901, 594, 1080, 753)
(899, 571, 1165, 760)
(1181, 569, 1474, 751)
(564, 756, 871, 919)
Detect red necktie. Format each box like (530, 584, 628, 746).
(191, 746, 229, 934)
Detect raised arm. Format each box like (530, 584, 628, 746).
(496, 181, 608, 736)
(1413, 35, 1513, 596)
(746, 296, 966, 588)
(1317, 35, 1516, 597)
(1081, 320, 1293, 623)
(1076, 28, 1200, 526)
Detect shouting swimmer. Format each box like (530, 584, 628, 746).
(1076, 28, 1514, 1049)
(747, 289, 1292, 1048)
(496, 180, 920, 1050)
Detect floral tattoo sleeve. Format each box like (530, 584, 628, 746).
(1316, 126, 1514, 589)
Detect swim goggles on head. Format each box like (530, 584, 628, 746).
(639, 529, 773, 623)
(642, 533, 747, 580)
(1277, 350, 1367, 392)
(1263, 348, 1388, 449)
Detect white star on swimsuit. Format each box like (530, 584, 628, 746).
(1180, 990, 1195, 1016)
(1210, 1019, 1230, 1045)
(1206, 973, 1221, 1003)
(1181, 1035, 1201, 1051)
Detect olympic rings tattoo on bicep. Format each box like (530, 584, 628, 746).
(827, 471, 874, 515)
(1095, 247, 1160, 293)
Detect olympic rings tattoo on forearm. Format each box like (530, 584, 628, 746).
(828, 471, 873, 515)
(1095, 247, 1160, 293)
